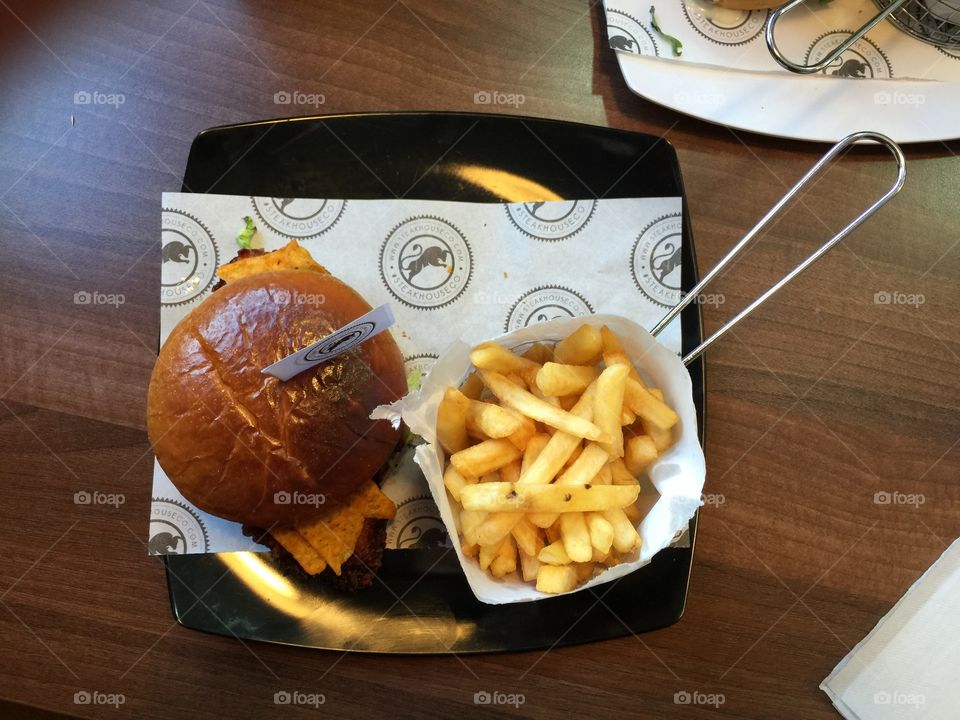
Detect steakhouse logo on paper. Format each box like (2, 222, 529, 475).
(251, 197, 346, 240)
(505, 200, 596, 242)
(161, 209, 219, 306)
(681, 2, 768, 46)
(148, 498, 209, 555)
(605, 9, 659, 56)
(404, 353, 438, 382)
(380, 216, 473, 309)
(387, 495, 450, 549)
(632, 214, 682, 308)
(504, 286, 594, 332)
(806, 33, 893, 79)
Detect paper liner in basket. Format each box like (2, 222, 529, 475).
(371, 314, 706, 604)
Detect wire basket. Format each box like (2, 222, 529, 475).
(767, 0, 960, 73)
(876, 0, 960, 47)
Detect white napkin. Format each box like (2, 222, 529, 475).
(821, 538, 960, 720)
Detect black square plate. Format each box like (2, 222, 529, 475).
(165, 112, 704, 653)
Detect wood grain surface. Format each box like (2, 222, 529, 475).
(1, 1, 958, 718)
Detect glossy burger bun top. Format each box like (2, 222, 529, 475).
(147, 270, 406, 528)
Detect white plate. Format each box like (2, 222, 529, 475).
(613, 51, 959, 144)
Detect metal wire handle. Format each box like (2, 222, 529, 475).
(651, 131, 906, 366)
(766, 0, 909, 73)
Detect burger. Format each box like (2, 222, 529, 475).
(147, 241, 407, 591)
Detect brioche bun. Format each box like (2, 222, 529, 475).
(147, 270, 405, 527)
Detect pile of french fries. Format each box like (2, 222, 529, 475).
(437, 323, 681, 594)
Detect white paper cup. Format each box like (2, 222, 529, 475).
(372, 314, 706, 604)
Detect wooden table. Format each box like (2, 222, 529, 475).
(1, 1, 958, 718)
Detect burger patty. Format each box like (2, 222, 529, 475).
(243, 518, 387, 593)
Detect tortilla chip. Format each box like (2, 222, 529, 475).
(346, 481, 397, 520)
(297, 507, 365, 575)
(218, 239, 327, 283)
(271, 528, 327, 575)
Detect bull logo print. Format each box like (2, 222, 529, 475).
(162, 240, 192, 264)
(651, 241, 681, 284)
(400, 243, 452, 284)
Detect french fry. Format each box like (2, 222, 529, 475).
(528, 512, 556, 528)
(460, 372, 485, 400)
(466, 400, 523, 438)
(559, 395, 578, 411)
(574, 562, 596, 582)
(522, 342, 553, 364)
(521, 433, 550, 474)
(506, 414, 537, 450)
(460, 509, 488, 546)
(600, 326, 644, 383)
(625, 434, 658, 476)
(479, 370, 609, 442)
(648, 388, 664, 402)
(476, 511, 522, 546)
(624, 503, 644, 523)
(511, 516, 543, 558)
(531, 441, 611, 526)
(437, 387, 470, 454)
(585, 512, 615, 555)
(443, 465, 475, 503)
(603, 507, 642, 553)
(642, 419, 675, 452)
(479, 537, 505, 571)
(498, 460, 520, 485)
(545, 522, 562, 544)
(554, 324, 603, 365)
(450, 439, 522, 477)
(479, 472, 501, 483)
(461, 542, 479, 558)
(562, 442, 583, 470)
(608, 458, 639, 486)
(519, 548, 541, 582)
(536, 564, 578, 594)
(594, 364, 629, 458)
(594, 464, 613, 485)
(538, 540, 571, 565)
(624, 378, 679, 432)
(535, 362, 600, 397)
(559, 512, 593, 562)
(490, 535, 518, 578)
(470, 342, 541, 385)
(558, 443, 611, 486)
(460, 481, 639, 513)
(516, 383, 597, 486)
(621, 407, 637, 426)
